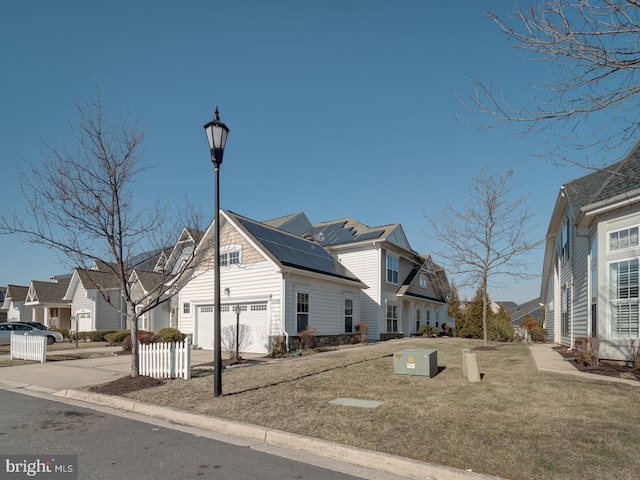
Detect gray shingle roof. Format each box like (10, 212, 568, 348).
(30, 281, 71, 304)
(77, 269, 122, 290)
(565, 141, 640, 212)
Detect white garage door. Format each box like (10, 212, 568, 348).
(221, 304, 268, 354)
(196, 303, 268, 354)
(77, 313, 92, 332)
(196, 306, 215, 350)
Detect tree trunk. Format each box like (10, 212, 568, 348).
(128, 302, 139, 377)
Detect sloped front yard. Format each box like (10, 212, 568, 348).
(121, 338, 640, 480)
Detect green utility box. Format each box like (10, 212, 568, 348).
(393, 349, 438, 377)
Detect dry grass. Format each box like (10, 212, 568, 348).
(123, 338, 640, 480)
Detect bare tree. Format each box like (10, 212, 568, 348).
(424, 167, 542, 346)
(221, 324, 252, 361)
(0, 95, 206, 376)
(461, 1, 640, 165)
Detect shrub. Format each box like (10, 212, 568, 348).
(528, 327, 548, 343)
(71, 329, 121, 342)
(488, 318, 515, 342)
(156, 327, 186, 343)
(121, 331, 157, 352)
(355, 322, 368, 343)
(53, 328, 70, 339)
(630, 339, 640, 370)
(266, 335, 287, 358)
(104, 329, 130, 344)
(297, 327, 317, 351)
(575, 336, 600, 367)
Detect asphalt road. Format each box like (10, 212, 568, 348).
(0, 389, 400, 480)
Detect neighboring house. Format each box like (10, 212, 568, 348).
(502, 298, 543, 327)
(178, 210, 450, 353)
(540, 141, 640, 361)
(178, 210, 367, 353)
(0, 287, 6, 322)
(24, 280, 72, 329)
(1, 285, 29, 322)
(129, 268, 171, 332)
(306, 217, 451, 339)
(64, 264, 127, 332)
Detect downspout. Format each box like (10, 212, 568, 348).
(575, 226, 592, 349)
(282, 272, 290, 352)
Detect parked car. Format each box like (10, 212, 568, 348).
(0, 322, 64, 345)
(14, 321, 49, 330)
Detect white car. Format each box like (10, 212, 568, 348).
(0, 322, 64, 345)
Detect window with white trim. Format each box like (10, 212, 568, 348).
(220, 245, 242, 266)
(344, 298, 353, 333)
(182, 302, 191, 315)
(297, 292, 309, 332)
(386, 254, 399, 284)
(609, 258, 640, 338)
(419, 275, 427, 288)
(561, 218, 570, 264)
(386, 304, 398, 332)
(609, 226, 639, 252)
(415, 308, 421, 332)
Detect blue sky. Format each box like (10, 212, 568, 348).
(0, 1, 598, 303)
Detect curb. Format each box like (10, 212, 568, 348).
(56, 389, 502, 480)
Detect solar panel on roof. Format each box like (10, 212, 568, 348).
(237, 218, 360, 282)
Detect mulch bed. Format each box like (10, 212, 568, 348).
(556, 346, 640, 381)
(86, 357, 263, 395)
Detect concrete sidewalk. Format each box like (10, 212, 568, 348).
(529, 343, 640, 387)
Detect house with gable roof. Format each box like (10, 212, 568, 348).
(177, 210, 450, 353)
(24, 279, 72, 329)
(64, 261, 128, 331)
(540, 141, 640, 361)
(2, 285, 29, 322)
(129, 268, 171, 332)
(177, 210, 367, 353)
(306, 217, 451, 340)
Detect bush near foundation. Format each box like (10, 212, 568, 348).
(156, 327, 186, 343)
(121, 331, 157, 352)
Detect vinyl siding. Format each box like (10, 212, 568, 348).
(597, 205, 640, 360)
(334, 247, 380, 338)
(95, 292, 124, 330)
(285, 274, 361, 335)
(178, 261, 281, 336)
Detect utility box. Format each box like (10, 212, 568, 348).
(393, 349, 438, 377)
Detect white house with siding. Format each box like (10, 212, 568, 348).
(24, 279, 72, 329)
(178, 210, 450, 353)
(64, 264, 127, 332)
(178, 210, 366, 353)
(306, 218, 451, 339)
(540, 141, 640, 361)
(2, 285, 29, 322)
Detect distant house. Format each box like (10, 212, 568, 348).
(177, 210, 450, 353)
(129, 268, 171, 332)
(502, 298, 543, 327)
(540, 141, 640, 361)
(2, 285, 29, 322)
(0, 287, 6, 322)
(64, 263, 127, 332)
(24, 279, 72, 329)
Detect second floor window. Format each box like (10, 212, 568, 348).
(386, 254, 399, 284)
(610, 227, 639, 252)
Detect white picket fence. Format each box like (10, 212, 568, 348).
(138, 337, 192, 380)
(10, 333, 47, 363)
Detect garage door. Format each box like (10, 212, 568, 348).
(196, 306, 214, 350)
(221, 304, 268, 354)
(196, 303, 268, 354)
(76, 313, 92, 332)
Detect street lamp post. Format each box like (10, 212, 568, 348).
(203, 107, 229, 397)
